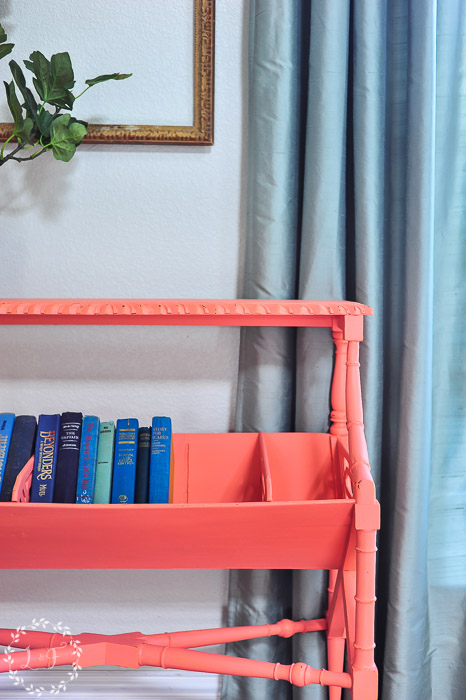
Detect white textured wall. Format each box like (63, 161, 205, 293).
(0, 0, 195, 126)
(0, 0, 248, 688)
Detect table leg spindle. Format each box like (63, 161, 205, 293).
(346, 339, 379, 699)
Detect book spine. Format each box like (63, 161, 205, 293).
(76, 416, 100, 504)
(149, 417, 172, 504)
(0, 413, 15, 493)
(31, 414, 61, 503)
(135, 427, 151, 503)
(0, 416, 37, 502)
(94, 421, 116, 504)
(111, 418, 138, 504)
(53, 412, 83, 503)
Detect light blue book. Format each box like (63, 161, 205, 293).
(94, 421, 115, 504)
(0, 413, 15, 493)
(111, 418, 138, 504)
(76, 416, 100, 504)
(149, 417, 173, 503)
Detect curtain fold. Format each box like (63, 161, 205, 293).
(224, 5, 306, 698)
(378, 3, 437, 697)
(222, 1, 466, 699)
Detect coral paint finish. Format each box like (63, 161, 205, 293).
(0, 299, 379, 698)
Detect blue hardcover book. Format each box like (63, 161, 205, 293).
(135, 426, 151, 503)
(0, 413, 15, 493)
(31, 414, 61, 503)
(76, 416, 100, 504)
(0, 416, 36, 502)
(149, 417, 173, 503)
(53, 412, 83, 503)
(111, 418, 138, 504)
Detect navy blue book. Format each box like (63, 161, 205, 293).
(149, 417, 173, 503)
(53, 412, 83, 503)
(135, 426, 151, 503)
(76, 416, 100, 504)
(111, 418, 138, 504)
(0, 415, 37, 502)
(0, 413, 15, 493)
(31, 414, 61, 502)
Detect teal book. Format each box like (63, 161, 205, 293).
(31, 414, 61, 503)
(111, 418, 138, 504)
(76, 416, 100, 504)
(135, 426, 151, 503)
(149, 417, 173, 503)
(0, 413, 15, 493)
(94, 421, 115, 504)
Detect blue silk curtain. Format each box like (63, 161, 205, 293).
(222, 1, 466, 699)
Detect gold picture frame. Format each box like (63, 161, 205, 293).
(0, 0, 215, 146)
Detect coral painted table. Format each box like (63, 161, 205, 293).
(0, 299, 379, 699)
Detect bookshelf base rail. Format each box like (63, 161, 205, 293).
(0, 555, 378, 699)
(0, 618, 354, 691)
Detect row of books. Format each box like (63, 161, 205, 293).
(0, 413, 173, 504)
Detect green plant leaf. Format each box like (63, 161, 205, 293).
(70, 116, 88, 130)
(51, 113, 71, 129)
(0, 23, 14, 60)
(85, 72, 132, 87)
(48, 89, 75, 111)
(49, 129, 76, 162)
(4, 80, 22, 125)
(36, 108, 53, 138)
(27, 50, 76, 106)
(3, 80, 34, 143)
(9, 60, 38, 120)
(1, 30, 129, 166)
(48, 113, 86, 162)
(51, 133, 76, 161)
(28, 50, 51, 101)
(68, 119, 87, 144)
(0, 43, 14, 60)
(50, 52, 75, 90)
(20, 117, 34, 143)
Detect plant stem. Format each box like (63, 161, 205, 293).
(0, 132, 15, 160)
(74, 85, 91, 100)
(30, 145, 49, 159)
(0, 143, 49, 165)
(0, 141, 24, 166)
(7, 148, 50, 163)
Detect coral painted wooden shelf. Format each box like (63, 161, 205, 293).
(0, 299, 379, 700)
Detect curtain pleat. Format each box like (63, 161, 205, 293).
(222, 1, 466, 699)
(224, 4, 307, 696)
(428, 4, 466, 698)
(292, 4, 352, 697)
(378, 3, 437, 697)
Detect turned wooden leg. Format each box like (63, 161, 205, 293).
(346, 340, 379, 699)
(330, 330, 348, 438)
(327, 569, 346, 700)
(328, 636, 345, 700)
